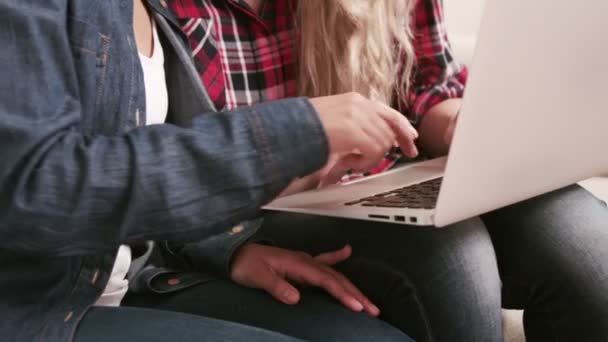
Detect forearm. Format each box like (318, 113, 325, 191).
(1, 97, 328, 256)
(417, 98, 462, 157)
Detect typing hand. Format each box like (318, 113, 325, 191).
(230, 243, 380, 316)
(310, 92, 418, 172)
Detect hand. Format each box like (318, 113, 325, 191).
(310, 92, 418, 172)
(230, 243, 380, 316)
(418, 98, 462, 156)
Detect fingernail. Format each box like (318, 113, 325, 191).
(370, 304, 381, 316)
(410, 127, 419, 138)
(283, 289, 299, 304)
(349, 299, 364, 311)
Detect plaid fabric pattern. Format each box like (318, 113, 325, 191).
(408, 0, 469, 125)
(169, 0, 468, 180)
(170, 0, 298, 110)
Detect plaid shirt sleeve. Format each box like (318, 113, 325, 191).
(403, 0, 469, 126)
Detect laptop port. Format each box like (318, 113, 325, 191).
(409, 217, 418, 224)
(394, 216, 406, 222)
(368, 215, 390, 220)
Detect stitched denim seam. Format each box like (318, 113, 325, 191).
(389, 271, 436, 342)
(94, 34, 111, 111)
(247, 109, 281, 190)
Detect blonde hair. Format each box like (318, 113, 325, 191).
(296, 0, 416, 106)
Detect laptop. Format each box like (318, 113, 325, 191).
(264, 0, 608, 227)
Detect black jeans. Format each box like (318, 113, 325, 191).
(254, 185, 608, 342)
(76, 282, 411, 342)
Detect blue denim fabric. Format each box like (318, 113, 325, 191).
(0, 1, 328, 341)
(257, 185, 608, 341)
(121, 280, 413, 342)
(74, 306, 304, 342)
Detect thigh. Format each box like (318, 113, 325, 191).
(482, 185, 608, 337)
(75, 305, 300, 342)
(124, 280, 411, 342)
(257, 213, 503, 342)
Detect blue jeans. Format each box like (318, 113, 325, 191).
(75, 306, 301, 342)
(76, 283, 411, 342)
(256, 185, 608, 341)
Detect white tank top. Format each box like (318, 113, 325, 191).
(95, 21, 168, 307)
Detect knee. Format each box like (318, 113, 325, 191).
(434, 218, 502, 297)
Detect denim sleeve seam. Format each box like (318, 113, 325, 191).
(300, 98, 330, 162)
(246, 108, 283, 185)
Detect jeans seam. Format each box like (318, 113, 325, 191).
(386, 271, 436, 342)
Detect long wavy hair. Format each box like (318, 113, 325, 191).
(296, 0, 416, 106)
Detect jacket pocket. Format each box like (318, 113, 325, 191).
(67, 16, 110, 134)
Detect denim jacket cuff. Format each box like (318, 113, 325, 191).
(178, 219, 263, 277)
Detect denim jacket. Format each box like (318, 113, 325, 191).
(0, 1, 328, 341)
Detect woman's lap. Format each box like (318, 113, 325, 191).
(75, 305, 301, 342)
(258, 184, 608, 341)
(259, 210, 503, 341)
(482, 184, 608, 340)
(122, 280, 411, 342)
(77, 185, 606, 342)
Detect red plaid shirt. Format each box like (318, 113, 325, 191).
(169, 0, 468, 178)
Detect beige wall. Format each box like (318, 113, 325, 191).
(444, 0, 486, 64)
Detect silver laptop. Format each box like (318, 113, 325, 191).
(264, 0, 608, 227)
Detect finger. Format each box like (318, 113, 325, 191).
(319, 161, 350, 186)
(341, 132, 387, 171)
(315, 245, 352, 266)
(252, 265, 301, 305)
(339, 152, 384, 173)
(363, 110, 396, 151)
(374, 102, 419, 158)
(361, 124, 393, 158)
(284, 258, 364, 312)
(324, 267, 380, 317)
(357, 127, 390, 168)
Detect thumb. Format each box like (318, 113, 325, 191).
(319, 161, 350, 187)
(340, 153, 380, 173)
(255, 267, 301, 305)
(315, 245, 352, 266)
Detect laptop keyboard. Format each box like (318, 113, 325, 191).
(345, 178, 443, 209)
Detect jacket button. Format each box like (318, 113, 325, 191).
(64, 311, 74, 322)
(230, 225, 244, 235)
(168, 278, 181, 286)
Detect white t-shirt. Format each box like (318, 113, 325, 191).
(95, 21, 168, 307)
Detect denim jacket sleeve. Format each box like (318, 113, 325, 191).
(0, 2, 329, 257)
